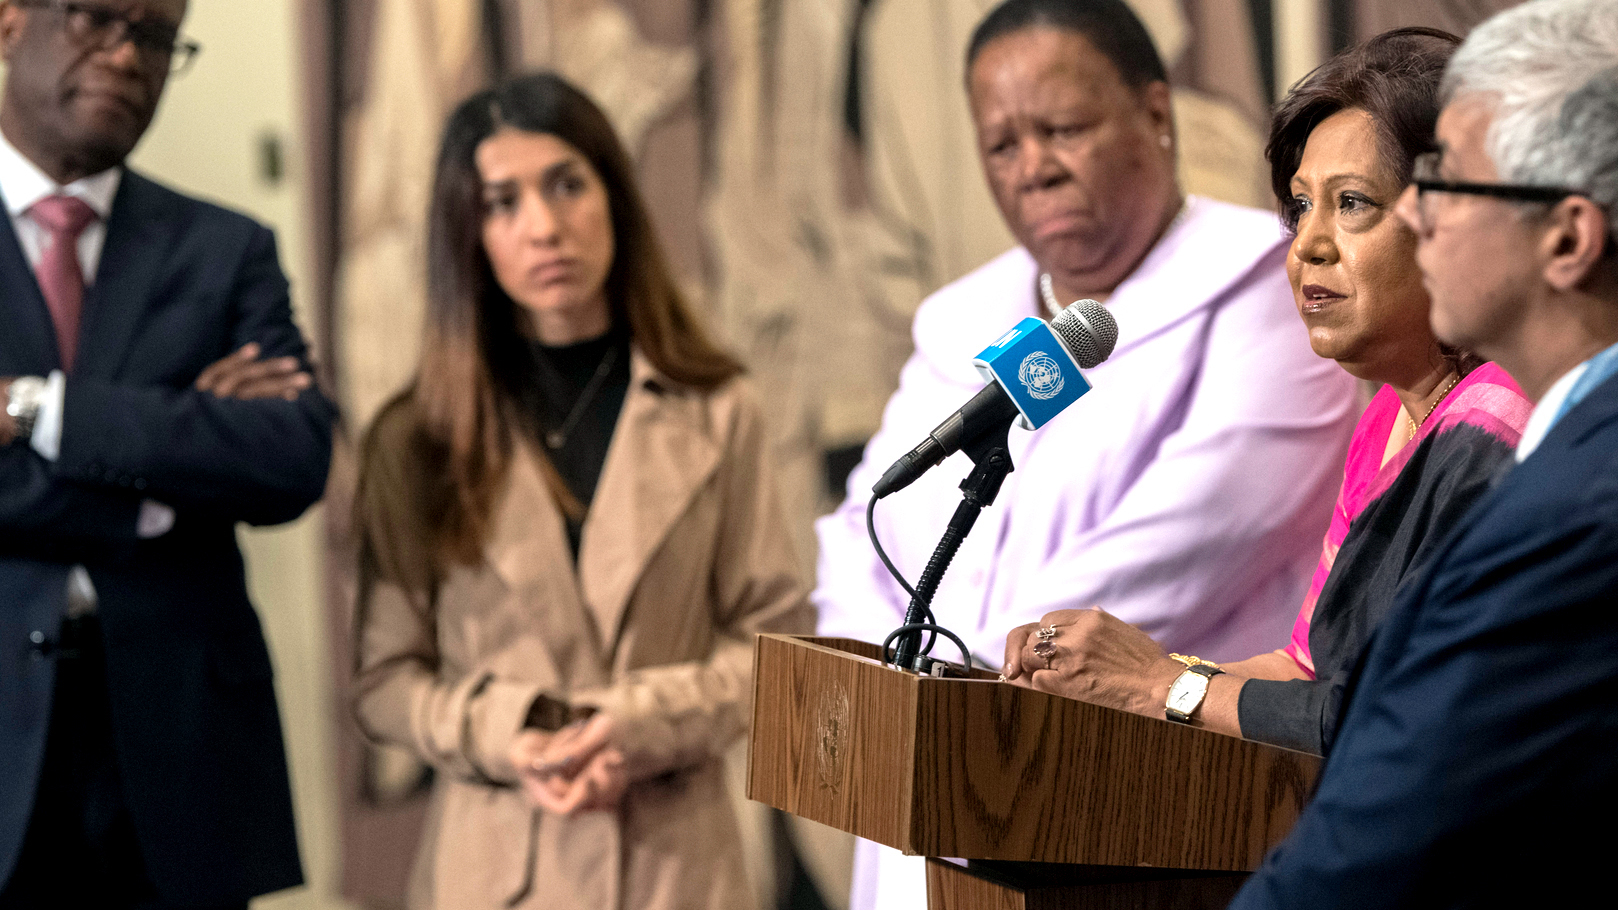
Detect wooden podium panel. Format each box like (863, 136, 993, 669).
(748, 635, 1319, 872)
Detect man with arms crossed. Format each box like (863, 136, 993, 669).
(0, 1, 335, 907)
(1231, 0, 1618, 905)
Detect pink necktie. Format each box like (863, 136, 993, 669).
(29, 195, 97, 372)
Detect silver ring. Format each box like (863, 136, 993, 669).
(1032, 639, 1058, 669)
(1036, 625, 1058, 642)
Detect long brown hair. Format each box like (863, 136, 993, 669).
(383, 72, 742, 569)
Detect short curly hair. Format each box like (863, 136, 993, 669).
(1267, 28, 1485, 377)
(966, 0, 1167, 89)
(1266, 27, 1460, 233)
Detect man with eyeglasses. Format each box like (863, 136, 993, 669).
(0, 1, 333, 908)
(1226, 1, 1618, 907)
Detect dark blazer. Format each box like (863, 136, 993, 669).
(0, 171, 335, 904)
(1229, 368, 1618, 910)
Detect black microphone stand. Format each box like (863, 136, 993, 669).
(889, 420, 1015, 673)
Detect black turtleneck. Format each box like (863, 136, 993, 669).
(523, 326, 632, 556)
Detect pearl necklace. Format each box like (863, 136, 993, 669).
(1038, 272, 1065, 319)
(1038, 199, 1190, 318)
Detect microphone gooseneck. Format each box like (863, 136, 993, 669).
(871, 384, 1018, 499)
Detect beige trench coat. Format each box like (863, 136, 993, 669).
(353, 352, 813, 910)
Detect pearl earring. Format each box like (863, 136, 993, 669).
(1160, 135, 1172, 149)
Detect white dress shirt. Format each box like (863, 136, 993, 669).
(1514, 363, 1587, 463)
(0, 126, 121, 462)
(1, 128, 172, 619)
(0, 128, 120, 279)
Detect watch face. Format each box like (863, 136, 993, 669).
(8, 377, 44, 412)
(1167, 673, 1210, 714)
(7, 378, 42, 430)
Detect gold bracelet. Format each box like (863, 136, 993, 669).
(1169, 653, 1219, 670)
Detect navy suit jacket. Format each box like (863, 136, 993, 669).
(0, 171, 335, 903)
(1230, 368, 1618, 909)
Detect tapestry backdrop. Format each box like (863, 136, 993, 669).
(306, 1, 1520, 906)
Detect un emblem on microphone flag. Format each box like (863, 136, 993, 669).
(974, 317, 1092, 430)
(1018, 351, 1065, 400)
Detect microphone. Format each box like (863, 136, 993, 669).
(871, 299, 1117, 499)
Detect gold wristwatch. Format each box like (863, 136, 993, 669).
(1165, 653, 1223, 724)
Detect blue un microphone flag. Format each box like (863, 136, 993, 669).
(973, 317, 1093, 430)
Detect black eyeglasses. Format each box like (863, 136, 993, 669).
(1410, 150, 1585, 234)
(17, 0, 202, 74)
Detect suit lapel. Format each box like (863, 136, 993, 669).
(577, 350, 721, 652)
(1542, 369, 1618, 453)
(0, 191, 62, 374)
(76, 172, 177, 380)
(1339, 374, 1618, 754)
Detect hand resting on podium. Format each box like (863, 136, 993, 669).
(1001, 607, 1304, 738)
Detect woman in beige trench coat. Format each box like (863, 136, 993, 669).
(352, 73, 813, 910)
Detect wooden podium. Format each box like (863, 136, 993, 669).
(747, 635, 1320, 909)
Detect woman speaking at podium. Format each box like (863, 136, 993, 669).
(350, 73, 811, 910)
(817, 1, 1361, 906)
(1003, 28, 1532, 757)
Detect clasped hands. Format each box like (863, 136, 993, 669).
(1001, 606, 1187, 718)
(509, 714, 628, 816)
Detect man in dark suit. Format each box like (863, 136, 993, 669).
(1228, 1, 1618, 907)
(0, 1, 335, 907)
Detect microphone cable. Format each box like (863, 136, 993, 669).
(866, 494, 938, 656)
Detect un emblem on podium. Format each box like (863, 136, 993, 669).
(815, 684, 850, 792)
(1018, 351, 1065, 400)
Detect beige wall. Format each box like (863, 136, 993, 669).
(129, 3, 349, 909)
(1275, 0, 1326, 96)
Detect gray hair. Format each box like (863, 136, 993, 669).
(1444, 0, 1618, 239)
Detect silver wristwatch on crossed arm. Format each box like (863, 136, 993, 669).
(5, 376, 48, 443)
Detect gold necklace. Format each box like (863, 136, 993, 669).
(544, 344, 619, 451)
(1407, 373, 1461, 441)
